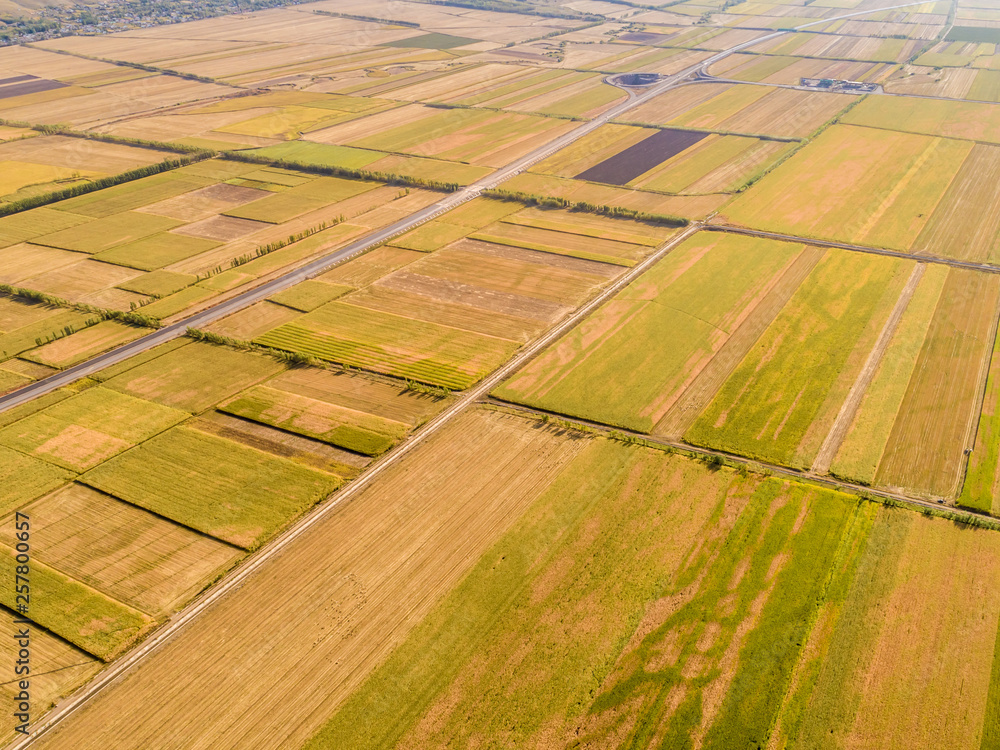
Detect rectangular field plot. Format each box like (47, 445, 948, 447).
(0, 445, 70, 514)
(773, 510, 1000, 750)
(495, 233, 807, 432)
(81, 426, 341, 549)
(220, 385, 407, 457)
(308, 105, 576, 168)
(724, 124, 977, 253)
(255, 223, 623, 388)
(31, 211, 182, 254)
(0, 386, 187, 472)
(686, 250, 915, 469)
(873, 269, 1000, 498)
(0, 135, 176, 206)
(102, 341, 284, 413)
(622, 83, 856, 137)
(1, 484, 241, 616)
(256, 301, 520, 390)
(536, 122, 789, 196)
(23, 321, 146, 369)
(843, 95, 1000, 143)
(575, 128, 710, 185)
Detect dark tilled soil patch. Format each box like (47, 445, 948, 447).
(0, 74, 37, 86)
(0, 78, 68, 100)
(575, 127, 709, 185)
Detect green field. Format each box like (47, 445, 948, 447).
(0, 386, 187, 472)
(223, 176, 378, 224)
(383, 32, 479, 49)
(346, 108, 568, 167)
(51, 173, 207, 219)
(117, 270, 198, 297)
(103, 341, 284, 413)
(0, 308, 100, 362)
(81, 426, 341, 549)
(220, 385, 407, 456)
(960, 322, 1000, 514)
(257, 301, 519, 390)
(494, 234, 801, 431)
(0, 546, 154, 661)
(686, 251, 910, 468)
(723, 125, 969, 251)
(843, 96, 1000, 144)
(305, 434, 866, 749)
(0, 445, 70, 513)
(32, 212, 183, 254)
(268, 280, 351, 312)
(831, 266, 948, 485)
(95, 233, 221, 271)
(390, 221, 470, 252)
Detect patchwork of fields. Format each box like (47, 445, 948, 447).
(25, 409, 1000, 750)
(0, 158, 444, 379)
(3, 0, 1000, 746)
(496, 231, 1000, 501)
(239, 198, 676, 388)
(0, 336, 452, 692)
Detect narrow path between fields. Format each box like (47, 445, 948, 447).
(811, 263, 925, 475)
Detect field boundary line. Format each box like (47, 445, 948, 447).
(9, 223, 703, 749)
(484, 399, 1000, 525)
(811, 263, 925, 475)
(705, 224, 1000, 274)
(955, 282, 1000, 501)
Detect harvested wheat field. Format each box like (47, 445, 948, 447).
(26, 409, 589, 749)
(39, 406, 994, 750)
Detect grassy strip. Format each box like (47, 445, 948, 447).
(482, 188, 688, 226)
(24, 42, 233, 87)
(959, 322, 1000, 514)
(0, 285, 160, 330)
(312, 9, 419, 26)
(221, 151, 460, 192)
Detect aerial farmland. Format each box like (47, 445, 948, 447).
(0, 0, 999, 748)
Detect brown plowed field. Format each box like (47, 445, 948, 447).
(576, 128, 709, 185)
(28, 409, 586, 750)
(876, 269, 1000, 497)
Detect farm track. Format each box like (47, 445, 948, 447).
(486, 398, 995, 523)
(5, 4, 940, 745)
(704, 224, 1000, 274)
(811, 263, 925, 474)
